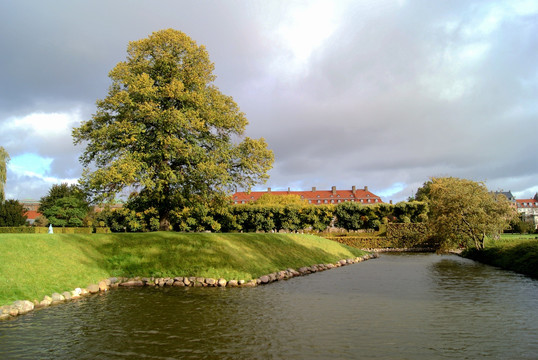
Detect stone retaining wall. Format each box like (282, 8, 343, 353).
(0, 253, 379, 321)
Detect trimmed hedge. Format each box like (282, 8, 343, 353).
(325, 223, 436, 249)
(0, 227, 110, 234)
(329, 236, 393, 249)
(0, 227, 48, 234)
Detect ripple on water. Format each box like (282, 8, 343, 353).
(0, 254, 537, 359)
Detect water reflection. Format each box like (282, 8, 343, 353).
(0, 253, 537, 359)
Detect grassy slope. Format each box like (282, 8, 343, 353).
(464, 235, 538, 279)
(0, 232, 366, 305)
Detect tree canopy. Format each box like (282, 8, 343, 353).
(39, 183, 89, 227)
(0, 146, 9, 203)
(425, 177, 516, 250)
(0, 199, 27, 226)
(73, 29, 274, 230)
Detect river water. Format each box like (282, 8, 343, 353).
(0, 253, 537, 359)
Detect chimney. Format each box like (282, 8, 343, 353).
(332, 186, 336, 195)
(364, 186, 369, 192)
(352, 185, 356, 195)
(287, 187, 290, 193)
(312, 187, 316, 192)
(267, 187, 271, 193)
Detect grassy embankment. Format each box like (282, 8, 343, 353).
(0, 232, 366, 306)
(464, 234, 538, 278)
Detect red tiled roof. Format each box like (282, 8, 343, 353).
(232, 187, 382, 205)
(516, 199, 538, 208)
(25, 210, 42, 220)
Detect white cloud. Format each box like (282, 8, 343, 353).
(5, 110, 81, 137)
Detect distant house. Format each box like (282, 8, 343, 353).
(495, 191, 515, 202)
(232, 186, 383, 205)
(20, 199, 42, 225)
(515, 193, 538, 230)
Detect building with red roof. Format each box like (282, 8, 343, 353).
(516, 193, 538, 229)
(232, 186, 382, 205)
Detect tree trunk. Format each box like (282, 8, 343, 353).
(159, 212, 171, 231)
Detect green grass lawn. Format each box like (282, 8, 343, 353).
(0, 232, 366, 306)
(464, 233, 538, 279)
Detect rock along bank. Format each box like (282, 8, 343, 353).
(0, 253, 378, 321)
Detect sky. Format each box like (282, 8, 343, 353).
(1, 0, 537, 203)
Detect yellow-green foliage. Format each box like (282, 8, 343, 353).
(0, 232, 366, 306)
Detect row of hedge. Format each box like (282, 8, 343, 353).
(94, 201, 429, 233)
(325, 223, 437, 249)
(0, 227, 111, 234)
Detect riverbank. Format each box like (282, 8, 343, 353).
(463, 237, 538, 279)
(0, 232, 367, 306)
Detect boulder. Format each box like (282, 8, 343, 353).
(165, 279, 175, 286)
(119, 280, 144, 287)
(227, 280, 239, 287)
(217, 278, 227, 287)
(173, 281, 185, 287)
(87, 284, 100, 294)
(183, 278, 192, 286)
(39, 298, 52, 307)
(98, 281, 109, 292)
(243, 280, 257, 287)
(205, 278, 217, 286)
(0, 313, 10, 320)
(13, 300, 34, 315)
(259, 275, 270, 284)
(62, 291, 72, 300)
(51, 293, 65, 302)
(108, 277, 118, 284)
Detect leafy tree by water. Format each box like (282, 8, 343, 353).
(427, 177, 517, 251)
(73, 29, 274, 230)
(0, 146, 9, 203)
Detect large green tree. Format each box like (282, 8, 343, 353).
(426, 177, 516, 250)
(39, 183, 90, 227)
(0, 146, 9, 203)
(73, 29, 274, 230)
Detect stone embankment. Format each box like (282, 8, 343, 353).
(363, 247, 435, 253)
(0, 253, 378, 321)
